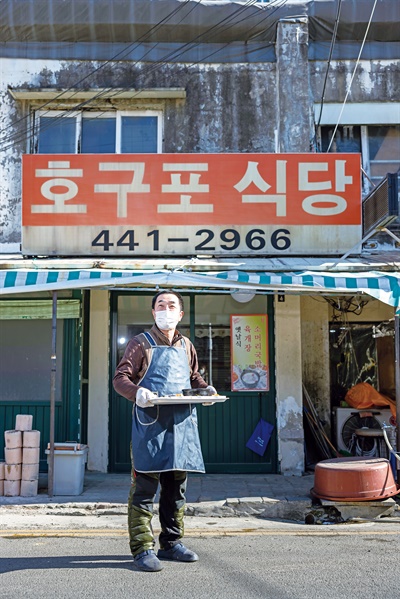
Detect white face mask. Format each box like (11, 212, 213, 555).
(154, 310, 181, 331)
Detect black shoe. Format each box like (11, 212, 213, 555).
(134, 549, 164, 572)
(157, 543, 199, 562)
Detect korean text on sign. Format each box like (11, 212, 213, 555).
(23, 153, 361, 227)
(230, 314, 269, 392)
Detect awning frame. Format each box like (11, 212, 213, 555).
(0, 268, 398, 312)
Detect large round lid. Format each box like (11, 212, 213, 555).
(312, 457, 399, 501)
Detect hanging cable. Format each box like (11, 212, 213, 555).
(0, 0, 260, 146)
(326, 0, 378, 153)
(1, 0, 283, 152)
(315, 0, 342, 134)
(141, 0, 286, 77)
(0, 0, 196, 146)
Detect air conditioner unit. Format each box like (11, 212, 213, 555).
(332, 407, 394, 457)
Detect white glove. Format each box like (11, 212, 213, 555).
(202, 385, 217, 406)
(136, 387, 157, 408)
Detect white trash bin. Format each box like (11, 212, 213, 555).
(45, 443, 88, 495)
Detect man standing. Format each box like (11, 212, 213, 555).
(113, 290, 216, 572)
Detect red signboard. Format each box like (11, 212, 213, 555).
(22, 153, 361, 255)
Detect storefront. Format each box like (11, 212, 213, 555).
(0, 296, 82, 470)
(0, 264, 398, 477)
(109, 291, 277, 473)
(0, 145, 398, 476)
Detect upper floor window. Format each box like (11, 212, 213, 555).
(34, 110, 162, 154)
(318, 125, 400, 195)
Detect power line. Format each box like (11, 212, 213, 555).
(326, 0, 379, 153)
(1, 0, 264, 146)
(135, 0, 278, 81)
(29, 0, 283, 152)
(0, 0, 195, 146)
(1, 0, 282, 152)
(315, 0, 342, 131)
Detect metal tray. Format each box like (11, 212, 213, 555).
(151, 395, 228, 405)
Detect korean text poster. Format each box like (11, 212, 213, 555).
(230, 314, 269, 392)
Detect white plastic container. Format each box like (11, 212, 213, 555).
(20, 479, 39, 497)
(5, 447, 22, 464)
(45, 443, 88, 496)
(4, 430, 22, 449)
(15, 414, 33, 431)
(23, 430, 41, 447)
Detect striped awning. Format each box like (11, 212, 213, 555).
(212, 270, 400, 311)
(0, 269, 163, 294)
(0, 268, 399, 311)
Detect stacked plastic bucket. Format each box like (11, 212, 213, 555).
(2, 415, 41, 497)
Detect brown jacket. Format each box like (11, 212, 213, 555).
(113, 324, 207, 402)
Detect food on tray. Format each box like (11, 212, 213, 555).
(153, 393, 226, 402)
(182, 388, 209, 397)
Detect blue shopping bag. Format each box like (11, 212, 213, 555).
(246, 418, 274, 456)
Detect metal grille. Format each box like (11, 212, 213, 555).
(363, 173, 399, 235)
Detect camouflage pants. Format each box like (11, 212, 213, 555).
(128, 467, 187, 557)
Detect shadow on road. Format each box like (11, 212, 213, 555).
(0, 554, 134, 574)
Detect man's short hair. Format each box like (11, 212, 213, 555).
(152, 290, 184, 311)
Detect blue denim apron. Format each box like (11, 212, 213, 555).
(132, 332, 205, 474)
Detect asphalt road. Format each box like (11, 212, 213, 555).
(0, 524, 399, 599)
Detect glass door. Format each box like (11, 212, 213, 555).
(110, 292, 276, 473)
(192, 294, 276, 473)
(110, 293, 191, 472)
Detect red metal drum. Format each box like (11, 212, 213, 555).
(311, 457, 399, 501)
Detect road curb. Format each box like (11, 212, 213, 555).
(1, 496, 398, 524)
(0, 497, 312, 522)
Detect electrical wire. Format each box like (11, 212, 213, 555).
(0, 0, 250, 146)
(314, 0, 342, 137)
(326, 0, 379, 153)
(325, 296, 369, 315)
(138, 0, 287, 81)
(0, 0, 287, 152)
(0, 0, 197, 147)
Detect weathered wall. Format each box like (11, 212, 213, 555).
(310, 59, 400, 103)
(87, 289, 109, 472)
(2, 40, 399, 248)
(301, 296, 330, 432)
(276, 18, 312, 152)
(0, 58, 276, 246)
(274, 295, 304, 476)
(338, 299, 394, 323)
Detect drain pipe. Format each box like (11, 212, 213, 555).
(381, 425, 400, 464)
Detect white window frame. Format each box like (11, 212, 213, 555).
(315, 103, 400, 189)
(33, 109, 163, 154)
(114, 110, 163, 154)
(33, 110, 81, 154)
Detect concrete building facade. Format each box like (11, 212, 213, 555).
(0, 0, 399, 478)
